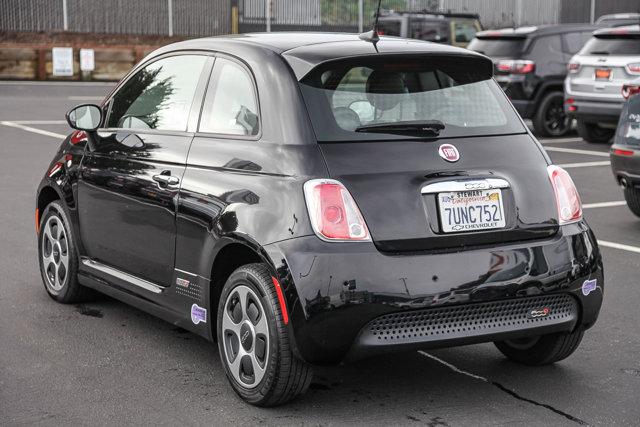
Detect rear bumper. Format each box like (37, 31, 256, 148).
(610, 144, 640, 186)
(566, 96, 623, 124)
(265, 222, 603, 364)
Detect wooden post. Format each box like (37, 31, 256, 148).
(37, 49, 46, 81)
(231, 0, 239, 34)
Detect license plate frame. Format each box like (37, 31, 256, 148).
(437, 189, 506, 233)
(594, 68, 611, 80)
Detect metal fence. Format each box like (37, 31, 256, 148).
(0, 0, 638, 37)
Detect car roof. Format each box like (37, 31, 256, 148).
(476, 24, 600, 39)
(154, 32, 486, 79)
(596, 13, 640, 23)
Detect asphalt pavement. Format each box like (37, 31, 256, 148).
(1, 81, 639, 426)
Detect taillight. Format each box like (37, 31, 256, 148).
(567, 62, 580, 73)
(496, 59, 535, 74)
(547, 166, 582, 225)
(613, 148, 634, 156)
(626, 63, 640, 75)
(303, 179, 370, 241)
(622, 84, 640, 100)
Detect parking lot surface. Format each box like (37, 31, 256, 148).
(1, 81, 639, 426)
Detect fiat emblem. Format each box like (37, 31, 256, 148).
(438, 144, 460, 162)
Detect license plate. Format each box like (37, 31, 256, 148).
(438, 189, 506, 233)
(595, 68, 611, 80)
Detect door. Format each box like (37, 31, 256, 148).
(78, 54, 210, 287)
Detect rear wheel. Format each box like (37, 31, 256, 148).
(494, 330, 584, 365)
(623, 186, 640, 217)
(38, 201, 91, 303)
(532, 91, 571, 137)
(576, 119, 614, 144)
(217, 263, 312, 406)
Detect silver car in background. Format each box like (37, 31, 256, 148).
(565, 25, 640, 143)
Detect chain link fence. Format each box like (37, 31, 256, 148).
(1, 0, 638, 37)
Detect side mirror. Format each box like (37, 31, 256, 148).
(66, 104, 102, 131)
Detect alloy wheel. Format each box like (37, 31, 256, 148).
(41, 215, 69, 292)
(544, 97, 570, 135)
(222, 285, 270, 388)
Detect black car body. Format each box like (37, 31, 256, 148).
(377, 10, 481, 47)
(36, 33, 603, 406)
(468, 25, 599, 137)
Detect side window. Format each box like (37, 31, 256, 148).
(563, 31, 591, 54)
(107, 55, 207, 131)
(199, 58, 259, 136)
(528, 35, 563, 58)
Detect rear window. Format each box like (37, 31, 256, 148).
(378, 19, 401, 36)
(298, 56, 526, 142)
(467, 37, 525, 57)
(579, 35, 640, 55)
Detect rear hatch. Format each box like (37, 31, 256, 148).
(298, 53, 558, 252)
(568, 28, 640, 101)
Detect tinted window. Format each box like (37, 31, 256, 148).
(468, 38, 525, 56)
(453, 20, 477, 43)
(579, 35, 640, 55)
(528, 35, 563, 59)
(199, 58, 259, 136)
(378, 19, 401, 36)
(563, 31, 592, 54)
(411, 20, 449, 43)
(299, 56, 525, 142)
(107, 55, 207, 131)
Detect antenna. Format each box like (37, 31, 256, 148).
(359, 0, 383, 45)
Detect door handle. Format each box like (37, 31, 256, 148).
(153, 173, 180, 187)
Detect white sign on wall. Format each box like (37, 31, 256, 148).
(52, 47, 74, 76)
(80, 49, 95, 72)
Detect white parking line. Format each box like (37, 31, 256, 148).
(583, 201, 627, 209)
(0, 121, 65, 139)
(0, 80, 114, 86)
(598, 240, 640, 254)
(68, 96, 104, 101)
(8, 120, 67, 125)
(539, 137, 584, 144)
(557, 161, 611, 168)
(544, 146, 610, 157)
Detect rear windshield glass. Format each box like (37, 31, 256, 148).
(467, 37, 525, 56)
(579, 35, 640, 55)
(378, 19, 401, 36)
(299, 56, 526, 142)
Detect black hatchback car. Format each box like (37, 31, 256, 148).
(468, 25, 598, 137)
(37, 33, 603, 406)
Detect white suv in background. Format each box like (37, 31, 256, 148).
(565, 25, 640, 143)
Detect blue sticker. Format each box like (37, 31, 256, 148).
(191, 304, 207, 325)
(582, 279, 597, 296)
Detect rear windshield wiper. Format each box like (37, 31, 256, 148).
(589, 51, 610, 55)
(355, 120, 445, 136)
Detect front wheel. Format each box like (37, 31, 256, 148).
(38, 201, 91, 303)
(576, 119, 614, 144)
(494, 330, 584, 365)
(217, 263, 312, 406)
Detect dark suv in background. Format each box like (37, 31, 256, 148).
(468, 25, 597, 137)
(378, 10, 481, 47)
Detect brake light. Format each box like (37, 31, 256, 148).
(627, 63, 640, 75)
(622, 84, 640, 99)
(567, 62, 580, 73)
(303, 179, 370, 241)
(496, 59, 535, 74)
(613, 148, 634, 156)
(547, 166, 582, 225)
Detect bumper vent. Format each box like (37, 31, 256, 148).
(362, 294, 578, 346)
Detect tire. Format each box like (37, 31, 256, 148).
(494, 330, 584, 366)
(38, 200, 92, 303)
(623, 186, 640, 217)
(576, 119, 614, 144)
(217, 263, 312, 406)
(532, 91, 571, 137)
